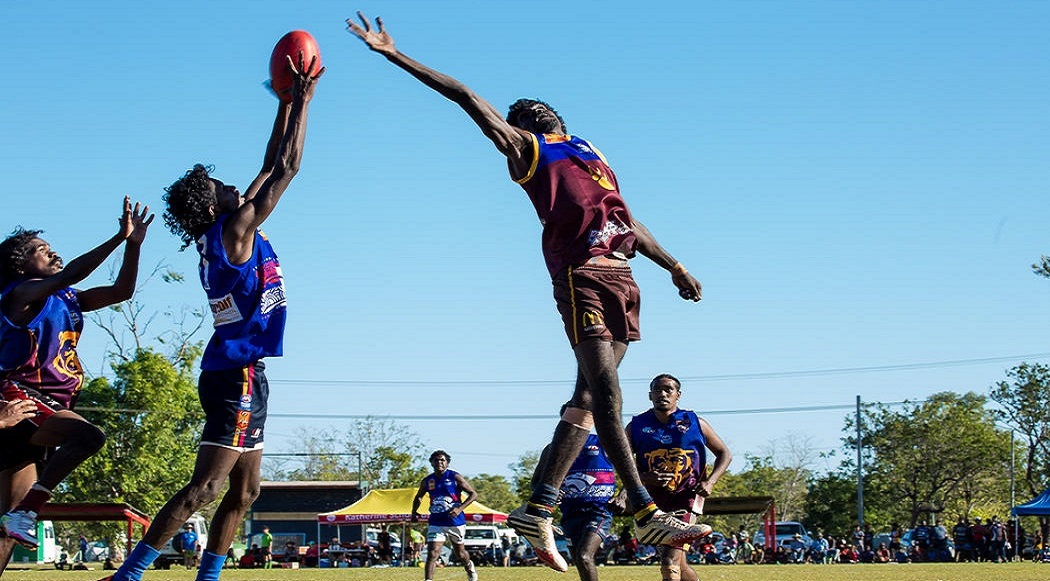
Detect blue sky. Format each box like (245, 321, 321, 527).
(3, 2, 1048, 481)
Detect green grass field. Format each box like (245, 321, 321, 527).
(3, 562, 1047, 581)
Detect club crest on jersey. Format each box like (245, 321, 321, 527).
(644, 448, 694, 491)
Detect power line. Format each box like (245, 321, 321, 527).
(264, 401, 910, 421)
(265, 352, 1050, 386)
(75, 400, 913, 419)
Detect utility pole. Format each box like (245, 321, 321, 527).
(857, 395, 864, 527)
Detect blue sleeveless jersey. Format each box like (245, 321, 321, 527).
(0, 285, 85, 409)
(197, 218, 286, 371)
(560, 433, 616, 514)
(423, 469, 466, 527)
(628, 409, 707, 509)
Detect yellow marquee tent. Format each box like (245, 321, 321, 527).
(317, 487, 508, 525)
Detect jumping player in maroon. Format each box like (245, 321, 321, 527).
(347, 12, 708, 572)
(0, 198, 153, 574)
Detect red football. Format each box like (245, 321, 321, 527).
(269, 30, 322, 102)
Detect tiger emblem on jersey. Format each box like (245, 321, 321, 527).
(52, 330, 84, 392)
(644, 448, 693, 491)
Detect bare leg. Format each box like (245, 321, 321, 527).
(205, 450, 262, 554)
(533, 339, 629, 492)
(448, 541, 474, 579)
(572, 531, 605, 581)
(141, 446, 243, 549)
(573, 340, 646, 493)
(424, 540, 445, 580)
(27, 411, 106, 490)
(0, 463, 36, 576)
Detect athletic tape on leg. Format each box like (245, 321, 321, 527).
(561, 407, 594, 430)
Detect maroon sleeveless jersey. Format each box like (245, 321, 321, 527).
(513, 133, 638, 277)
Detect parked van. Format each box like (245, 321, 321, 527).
(10, 520, 60, 564)
(155, 513, 209, 569)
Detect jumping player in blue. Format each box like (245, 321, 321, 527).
(103, 53, 323, 581)
(412, 450, 479, 581)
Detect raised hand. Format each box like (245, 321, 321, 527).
(286, 51, 325, 103)
(118, 196, 154, 245)
(346, 11, 396, 56)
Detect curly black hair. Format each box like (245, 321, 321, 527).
(0, 228, 44, 288)
(163, 164, 218, 249)
(506, 98, 567, 132)
(429, 450, 451, 463)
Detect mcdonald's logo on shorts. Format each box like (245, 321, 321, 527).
(582, 310, 606, 332)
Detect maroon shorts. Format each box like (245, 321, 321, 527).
(552, 258, 641, 346)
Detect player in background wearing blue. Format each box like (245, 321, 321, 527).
(533, 420, 625, 581)
(412, 450, 479, 581)
(102, 53, 323, 581)
(627, 374, 732, 581)
(346, 13, 709, 572)
(0, 198, 152, 577)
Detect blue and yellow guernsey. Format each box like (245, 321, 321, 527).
(513, 133, 637, 278)
(424, 469, 466, 527)
(197, 218, 286, 371)
(0, 284, 84, 409)
(560, 433, 616, 515)
(627, 409, 707, 512)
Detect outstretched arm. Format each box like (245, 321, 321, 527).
(78, 200, 154, 312)
(347, 12, 532, 174)
(3, 197, 146, 324)
(632, 219, 702, 302)
(223, 53, 325, 264)
(241, 102, 292, 203)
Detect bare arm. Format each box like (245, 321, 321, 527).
(347, 12, 532, 174)
(241, 102, 292, 203)
(632, 219, 702, 302)
(453, 473, 478, 515)
(78, 201, 154, 312)
(223, 54, 325, 264)
(694, 417, 732, 497)
(4, 197, 143, 324)
(411, 481, 426, 521)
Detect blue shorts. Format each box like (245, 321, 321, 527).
(561, 507, 613, 550)
(198, 362, 268, 450)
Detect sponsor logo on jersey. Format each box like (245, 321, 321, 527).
(238, 394, 252, 411)
(589, 219, 631, 247)
(210, 294, 243, 326)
